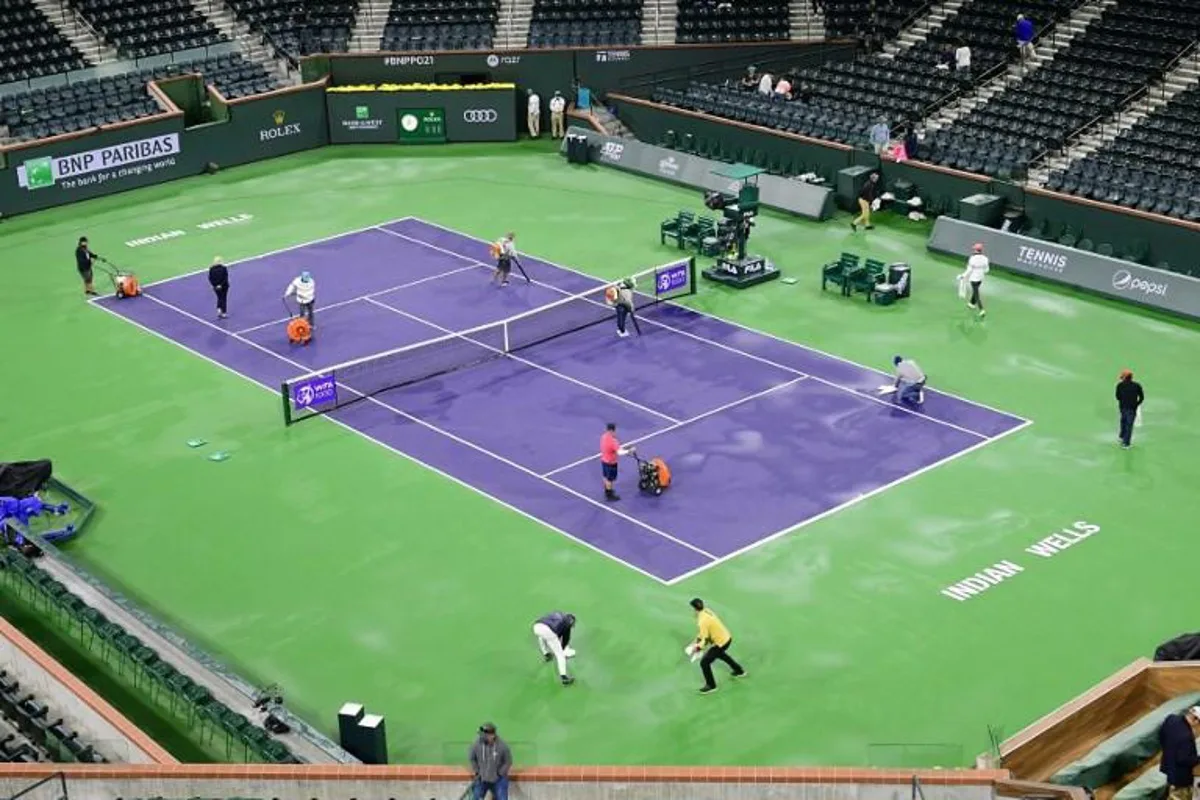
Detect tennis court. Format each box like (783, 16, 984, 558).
(91, 217, 1028, 584)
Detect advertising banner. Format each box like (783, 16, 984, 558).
(397, 108, 446, 143)
(326, 88, 517, 144)
(928, 217, 1200, 319)
(0, 117, 194, 215)
(561, 126, 834, 220)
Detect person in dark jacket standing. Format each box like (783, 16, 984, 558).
(1159, 706, 1200, 800)
(469, 722, 512, 800)
(532, 611, 576, 685)
(208, 256, 230, 319)
(1115, 369, 1144, 449)
(851, 173, 880, 232)
(76, 237, 97, 296)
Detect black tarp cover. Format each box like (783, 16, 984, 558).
(1155, 633, 1200, 662)
(0, 460, 53, 498)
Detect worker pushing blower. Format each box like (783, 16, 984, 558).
(283, 271, 315, 345)
(95, 255, 141, 299)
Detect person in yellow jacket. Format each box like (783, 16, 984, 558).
(690, 598, 746, 694)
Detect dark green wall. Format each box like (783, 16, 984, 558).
(0, 84, 328, 217)
(312, 43, 855, 132)
(326, 88, 517, 143)
(612, 98, 1200, 273)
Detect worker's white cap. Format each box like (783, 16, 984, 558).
(1189, 706, 1200, 718)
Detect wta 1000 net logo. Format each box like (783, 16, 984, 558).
(656, 263, 689, 295)
(292, 375, 337, 410)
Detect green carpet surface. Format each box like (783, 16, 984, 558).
(2, 140, 1198, 767)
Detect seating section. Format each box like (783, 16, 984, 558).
(71, 0, 227, 58)
(822, 0, 931, 40)
(227, 0, 358, 55)
(0, 0, 89, 84)
(0, 670, 106, 763)
(383, 0, 499, 51)
(924, 0, 1200, 179)
(907, 0, 1082, 79)
(0, 549, 299, 764)
(527, 0, 641, 49)
(1044, 82, 1200, 222)
(1, 54, 284, 142)
(676, 0, 788, 44)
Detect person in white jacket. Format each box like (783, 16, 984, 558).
(284, 271, 316, 327)
(962, 243, 989, 318)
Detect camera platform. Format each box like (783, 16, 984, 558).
(702, 255, 780, 288)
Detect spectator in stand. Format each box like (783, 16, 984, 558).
(1015, 15, 1035, 59)
(851, 172, 880, 232)
(757, 70, 774, 95)
(1015, 15, 1035, 64)
(1115, 370, 1144, 449)
(868, 117, 890, 156)
(903, 125, 921, 161)
(773, 74, 792, 99)
(740, 65, 758, 90)
(954, 40, 971, 75)
(955, 40, 972, 77)
(1158, 706, 1200, 800)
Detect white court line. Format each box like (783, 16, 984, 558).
(134, 291, 717, 563)
(411, 217, 1035, 428)
(662, 417, 1034, 585)
(378, 224, 993, 441)
(87, 301, 678, 586)
(133, 216, 418, 291)
(360, 296, 680, 425)
(234, 264, 479, 335)
(541, 376, 808, 478)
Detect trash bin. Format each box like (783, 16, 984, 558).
(888, 263, 912, 299)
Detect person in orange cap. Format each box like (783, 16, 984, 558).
(1115, 369, 1144, 449)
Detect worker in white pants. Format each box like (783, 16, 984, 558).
(532, 611, 575, 685)
(526, 89, 541, 138)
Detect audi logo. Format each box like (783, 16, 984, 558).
(463, 109, 498, 123)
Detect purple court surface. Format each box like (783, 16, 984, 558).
(93, 217, 1030, 584)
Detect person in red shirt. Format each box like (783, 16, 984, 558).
(600, 423, 631, 501)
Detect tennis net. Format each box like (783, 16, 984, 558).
(281, 256, 696, 424)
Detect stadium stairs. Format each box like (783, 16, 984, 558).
(925, 0, 1114, 132)
(193, 0, 296, 82)
(788, 0, 825, 41)
(30, 0, 119, 65)
(879, 0, 972, 59)
(347, 0, 389, 51)
(1029, 43, 1200, 184)
(641, 0, 676, 46)
(495, 0, 531, 49)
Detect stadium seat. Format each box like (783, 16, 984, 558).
(660, 211, 695, 247)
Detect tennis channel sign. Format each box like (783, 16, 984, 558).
(291, 375, 337, 412)
(17, 132, 180, 192)
(928, 217, 1200, 320)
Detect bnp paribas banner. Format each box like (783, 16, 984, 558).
(929, 217, 1200, 320)
(0, 117, 195, 215)
(17, 132, 180, 191)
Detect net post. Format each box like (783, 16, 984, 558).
(687, 256, 697, 295)
(280, 382, 292, 426)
